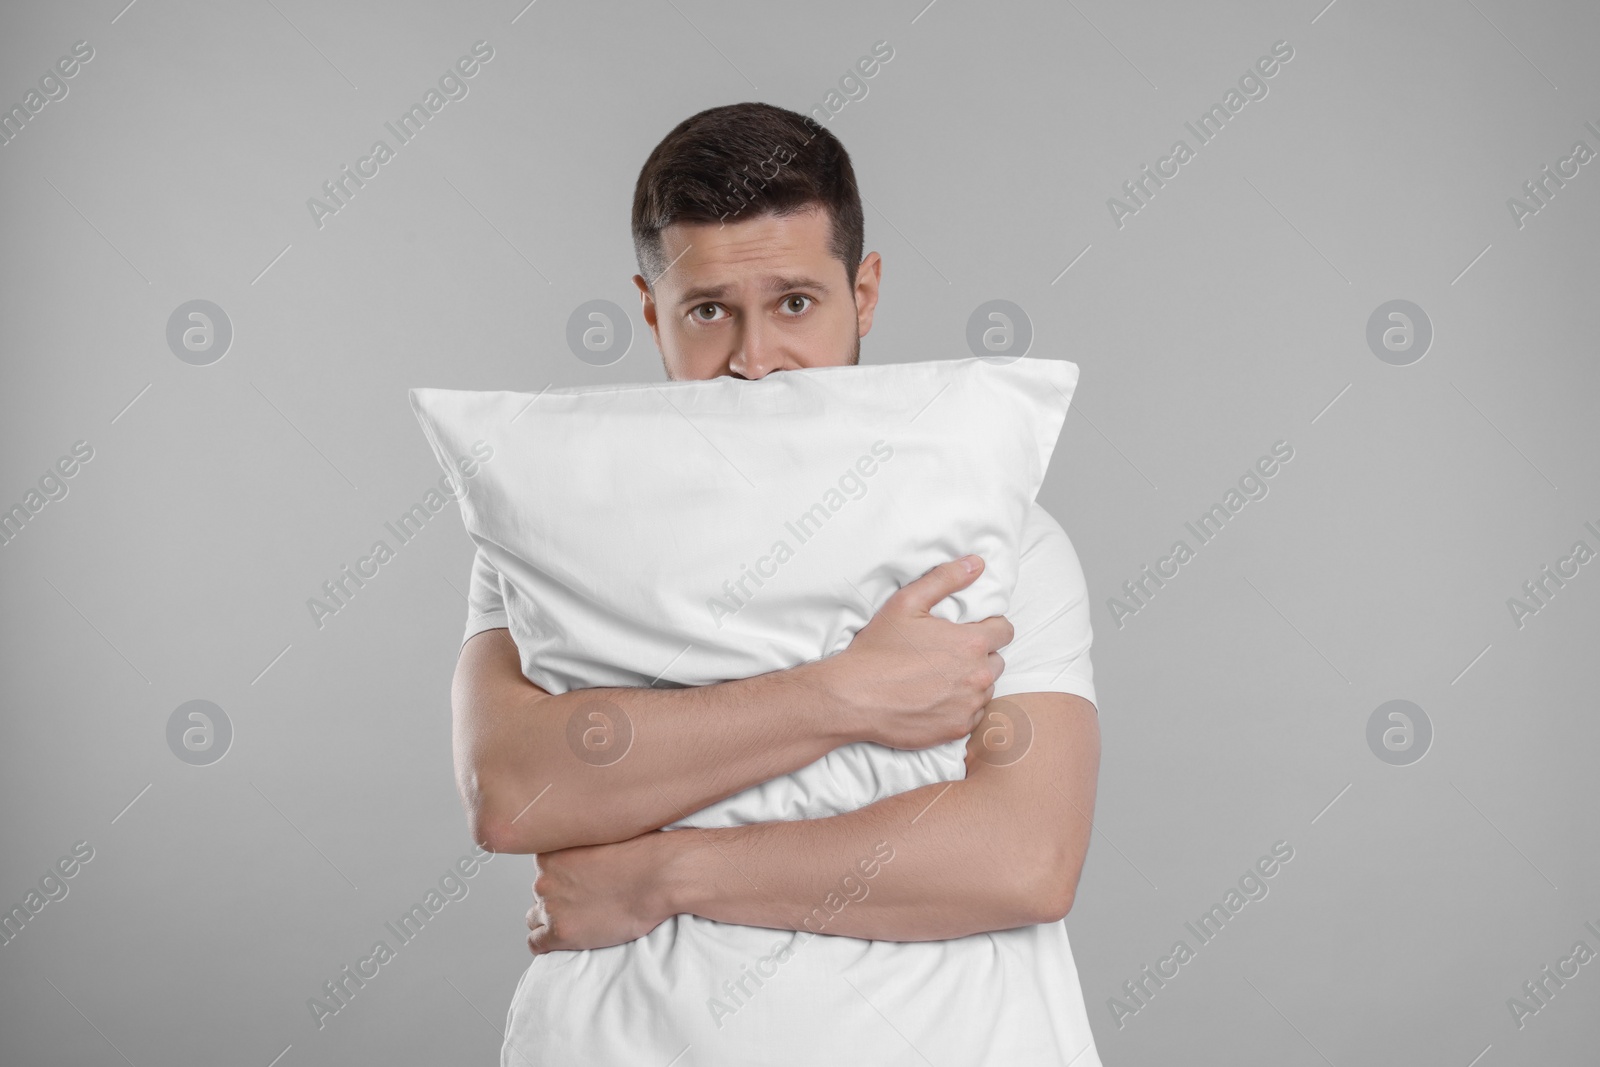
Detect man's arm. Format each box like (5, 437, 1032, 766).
(525, 691, 1099, 949)
(455, 556, 1012, 855)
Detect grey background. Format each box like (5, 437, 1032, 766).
(2, 0, 1596, 1064)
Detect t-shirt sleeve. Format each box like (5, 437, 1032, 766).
(462, 545, 511, 646)
(990, 502, 1097, 709)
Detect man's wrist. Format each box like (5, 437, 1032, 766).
(648, 827, 715, 920)
(786, 654, 867, 748)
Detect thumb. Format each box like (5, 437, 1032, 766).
(889, 555, 984, 616)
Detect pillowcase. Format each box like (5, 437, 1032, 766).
(409, 355, 1077, 827)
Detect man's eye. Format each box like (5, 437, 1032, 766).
(782, 295, 812, 314)
(693, 304, 724, 321)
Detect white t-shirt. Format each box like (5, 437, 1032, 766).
(464, 500, 1103, 1066)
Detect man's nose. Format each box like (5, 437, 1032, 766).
(729, 318, 782, 380)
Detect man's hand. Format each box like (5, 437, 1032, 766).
(822, 554, 1014, 751)
(461, 554, 1012, 856)
(525, 832, 675, 954)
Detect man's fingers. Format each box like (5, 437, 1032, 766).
(987, 650, 1005, 682)
(887, 555, 984, 616)
(527, 912, 560, 954)
(967, 615, 1015, 653)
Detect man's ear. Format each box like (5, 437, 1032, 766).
(853, 251, 883, 339)
(632, 273, 661, 346)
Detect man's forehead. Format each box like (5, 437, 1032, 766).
(655, 209, 839, 296)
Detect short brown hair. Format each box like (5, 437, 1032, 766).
(632, 102, 865, 290)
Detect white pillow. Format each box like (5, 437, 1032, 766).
(409, 355, 1077, 828)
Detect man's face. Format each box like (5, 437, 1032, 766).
(633, 204, 882, 382)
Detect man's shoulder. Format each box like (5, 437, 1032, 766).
(1019, 501, 1079, 572)
(1023, 499, 1064, 537)
(997, 501, 1096, 703)
(1012, 501, 1091, 629)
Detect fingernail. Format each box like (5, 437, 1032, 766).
(961, 555, 980, 572)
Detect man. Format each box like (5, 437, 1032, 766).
(452, 102, 1103, 1064)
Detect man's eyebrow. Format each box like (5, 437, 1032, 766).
(676, 275, 832, 306)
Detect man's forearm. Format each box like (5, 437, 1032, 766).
(466, 557, 1002, 856)
(466, 643, 859, 854)
(654, 771, 1071, 942)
